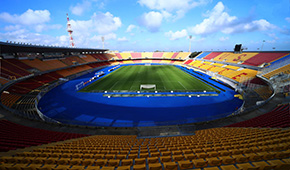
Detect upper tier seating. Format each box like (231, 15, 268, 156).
(226, 104, 290, 128)
(21, 59, 66, 72)
(60, 56, 86, 66)
(212, 53, 258, 64)
(141, 52, 153, 59)
(243, 52, 289, 66)
(175, 52, 191, 59)
(131, 53, 142, 59)
(0, 120, 88, 152)
(1, 127, 289, 169)
(203, 52, 222, 60)
(195, 52, 211, 59)
(0, 59, 32, 79)
(80, 55, 98, 63)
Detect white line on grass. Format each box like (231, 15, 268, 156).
(178, 81, 187, 90)
(109, 81, 119, 90)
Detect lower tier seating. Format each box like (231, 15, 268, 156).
(226, 104, 290, 128)
(0, 127, 289, 169)
(0, 120, 89, 152)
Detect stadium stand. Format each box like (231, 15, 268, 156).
(0, 59, 32, 79)
(175, 52, 191, 60)
(0, 127, 289, 169)
(152, 52, 163, 58)
(60, 56, 86, 66)
(243, 52, 289, 66)
(0, 77, 9, 85)
(0, 120, 88, 152)
(56, 65, 92, 77)
(141, 52, 153, 59)
(203, 52, 223, 60)
(42, 59, 68, 70)
(119, 53, 132, 60)
(131, 53, 142, 59)
(162, 52, 174, 59)
(262, 64, 290, 79)
(195, 52, 211, 60)
(226, 104, 290, 128)
(212, 53, 258, 64)
(21, 59, 63, 72)
(80, 55, 98, 63)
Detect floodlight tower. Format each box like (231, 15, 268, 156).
(66, 13, 75, 47)
(101, 36, 105, 49)
(189, 35, 192, 52)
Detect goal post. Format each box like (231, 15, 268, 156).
(140, 84, 156, 90)
(76, 81, 84, 91)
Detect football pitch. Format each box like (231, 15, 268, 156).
(79, 65, 218, 92)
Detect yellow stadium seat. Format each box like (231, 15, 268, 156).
(184, 154, 196, 160)
(206, 157, 222, 166)
(204, 167, 220, 170)
(37, 164, 56, 170)
(133, 164, 146, 170)
(220, 156, 235, 165)
(95, 159, 107, 167)
(107, 159, 120, 167)
(252, 161, 275, 170)
(236, 163, 259, 170)
(53, 165, 70, 170)
(85, 166, 101, 170)
(148, 163, 162, 170)
(267, 159, 290, 170)
(101, 167, 115, 170)
(163, 162, 178, 170)
(231, 155, 248, 163)
(177, 160, 193, 170)
(70, 165, 85, 170)
(121, 159, 133, 166)
(192, 159, 208, 168)
(147, 157, 159, 164)
(160, 156, 172, 163)
(116, 166, 131, 170)
(134, 158, 146, 165)
(220, 165, 238, 170)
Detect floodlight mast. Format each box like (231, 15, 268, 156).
(189, 35, 192, 52)
(66, 13, 75, 47)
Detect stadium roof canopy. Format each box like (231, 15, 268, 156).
(0, 41, 108, 54)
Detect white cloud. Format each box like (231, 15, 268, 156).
(219, 36, 229, 42)
(0, 9, 62, 33)
(117, 37, 128, 42)
(286, 17, 290, 23)
(70, 0, 91, 16)
(165, 29, 188, 40)
(0, 29, 68, 47)
(91, 33, 117, 42)
(126, 24, 137, 33)
(189, 1, 276, 35)
(140, 11, 163, 32)
(0, 9, 50, 25)
(138, 0, 210, 21)
(70, 12, 121, 35)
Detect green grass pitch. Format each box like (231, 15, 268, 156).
(79, 65, 218, 92)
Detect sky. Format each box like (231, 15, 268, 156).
(0, 0, 289, 52)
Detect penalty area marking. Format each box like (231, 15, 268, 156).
(178, 81, 187, 90)
(109, 81, 119, 90)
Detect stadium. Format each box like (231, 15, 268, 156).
(1, 0, 290, 170)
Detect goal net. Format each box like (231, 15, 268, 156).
(140, 84, 156, 90)
(145, 63, 151, 66)
(76, 81, 84, 91)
